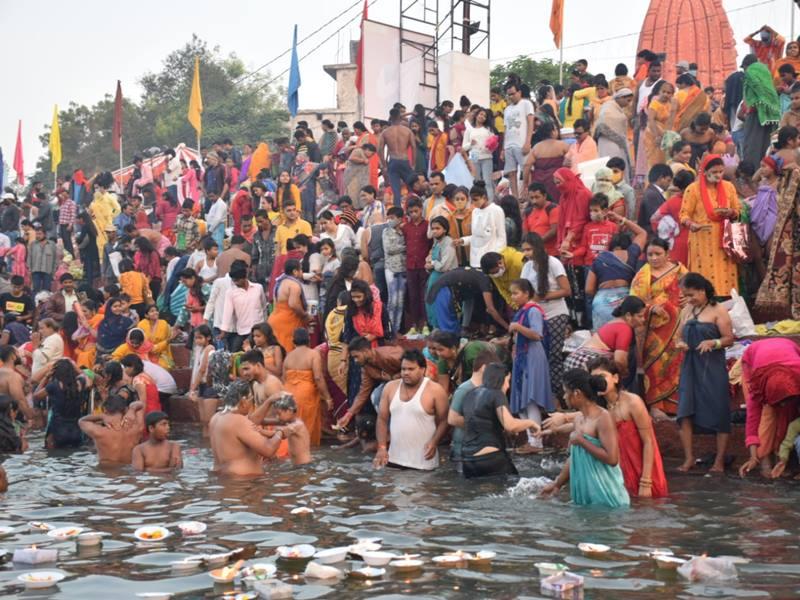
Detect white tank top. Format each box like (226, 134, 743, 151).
(637, 78, 662, 114)
(388, 378, 438, 470)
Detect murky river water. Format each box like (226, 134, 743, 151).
(1, 425, 800, 599)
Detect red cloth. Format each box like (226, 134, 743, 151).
(134, 250, 161, 281)
(554, 167, 592, 249)
(13, 121, 23, 185)
(402, 219, 433, 270)
(617, 419, 669, 498)
(231, 190, 252, 235)
(353, 289, 384, 348)
(134, 209, 149, 230)
(155, 197, 179, 231)
(524, 204, 560, 256)
(572, 219, 618, 266)
(597, 320, 633, 351)
(658, 194, 689, 265)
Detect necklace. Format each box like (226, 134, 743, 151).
(399, 381, 422, 402)
(605, 390, 620, 410)
(691, 303, 708, 320)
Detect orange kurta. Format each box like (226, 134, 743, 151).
(679, 180, 740, 296)
(267, 302, 304, 354)
(284, 369, 322, 446)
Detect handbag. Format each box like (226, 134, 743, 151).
(722, 219, 752, 263)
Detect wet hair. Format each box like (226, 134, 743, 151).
(274, 394, 298, 412)
(590, 193, 609, 210)
(120, 354, 144, 375)
(608, 231, 633, 251)
(401, 348, 427, 369)
(428, 329, 460, 349)
(0, 394, 21, 452)
(680, 272, 718, 305)
(292, 327, 310, 347)
(521, 232, 549, 298)
(646, 237, 671, 253)
(51, 359, 83, 420)
(241, 349, 265, 366)
(533, 121, 557, 145)
(145, 411, 169, 430)
(480, 252, 503, 274)
(104, 395, 129, 415)
(648, 163, 673, 183)
(611, 296, 646, 318)
(691, 112, 712, 130)
(563, 368, 608, 407)
(347, 336, 372, 352)
(481, 362, 508, 390)
(673, 169, 696, 191)
(224, 380, 252, 408)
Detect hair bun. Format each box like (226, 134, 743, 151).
(472, 180, 487, 189)
(589, 374, 608, 394)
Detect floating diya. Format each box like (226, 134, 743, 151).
(290, 507, 314, 516)
(27, 521, 53, 533)
(241, 562, 277, 583)
(304, 561, 343, 580)
(389, 554, 424, 573)
(176, 521, 207, 536)
(47, 526, 84, 541)
(349, 566, 386, 580)
(276, 544, 315, 565)
(361, 550, 397, 566)
(347, 540, 382, 558)
(134, 526, 171, 542)
(18, 571, 65, 590)
(209, 559, 245, 583)
(0, 525, 14, 537)
(577, 542, 610, 556)
(535, 562, 568, 577)
(432, 554, 467, 567)
(170, 557, 203, 574)
(467, 550, 496, 566)
(313, 547, 349, 564)
(13, 545, 59, 564)
(76, 531, 108, 546)
(654, 555, 687, 570)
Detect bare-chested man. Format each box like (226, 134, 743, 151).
(239, 349, 283, 409)
(79, 396, 145, 465)
(209, 380, 283, 477)
(374, 349, 449, 471)
(379, 107, 416, 207)
(132, 411, 182, 472)
(0, 346, 34, 425)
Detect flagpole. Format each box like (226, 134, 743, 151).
(559, 20, 564, 85)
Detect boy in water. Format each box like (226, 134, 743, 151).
(270, 394, 311, 465)
(132, 411, 183, 472)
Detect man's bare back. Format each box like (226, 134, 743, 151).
(0, 367, 33, 423)
(381, 125, 415, 160)
(209, 411, 282, 477)
(79, 401, 144, 465)
(132, 440, 183, 473)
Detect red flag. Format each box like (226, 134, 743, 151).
(355, 0, 368, 95)
(113, 80, 123, 152)
(12, 121, 23, 185)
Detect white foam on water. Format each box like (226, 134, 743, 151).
(506, 477, 554, 498)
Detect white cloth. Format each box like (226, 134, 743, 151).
(205, 198, 227, 231)
(462, 126, 493, 160)
(203, 274, 232, 330)
(520, 256, 569, 319)
(503, 99, 534, 149)
(320, 224, 356, 255)
(143, 360, 178, 394)
(388, 377, 438, 470)
(164, 157, 182, 188)
(462, 203, 506, 268)
(32, 332, 64, 375)
(637, 78, 662, 114)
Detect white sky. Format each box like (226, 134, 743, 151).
(0, 0, 795, 178)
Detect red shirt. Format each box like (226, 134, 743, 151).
(524, 204, 560, 256)
(597, 320, 633, 351)
(572, 219, 618, 266)
(402, 219, 432, 270)
(231, 190, 253, 235)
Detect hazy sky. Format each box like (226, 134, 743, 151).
(1, 0, 794, 178)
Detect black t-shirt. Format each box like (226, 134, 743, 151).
(0, 292, 34, 317)
(426, 267, 491, 304)
(461, 387, 508, 457)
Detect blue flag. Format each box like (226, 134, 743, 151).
(288, 24, 301, 118)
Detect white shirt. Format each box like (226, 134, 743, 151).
(165, 256, 181, 282)
(62, 290, 78, 313)
(164, 157, 182, 188)
(462, 125, 493, 160)
(220, 282, 266, 335)
(521, 256, 569, 319)
(503, 99, 534, 149)
(203, 274, 232, 330)
(206, 198, 228, 231)
(462, 202, 506, 268)
(320, 224, 356, 255)
(32, 332, 64, 375)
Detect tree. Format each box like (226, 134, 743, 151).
(490, 57, 570, 92)
(33, 35, 288, 183)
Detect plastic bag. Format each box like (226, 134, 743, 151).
(442, 153, 474, 188)
(722, 289, 756, 338)
(677, 555, 738, 582)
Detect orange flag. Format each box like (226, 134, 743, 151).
(550, 0, 564, 49)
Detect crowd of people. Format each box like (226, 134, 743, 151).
(3, 24, 800, 507)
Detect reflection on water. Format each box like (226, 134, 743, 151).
(1, 425, 800, 598)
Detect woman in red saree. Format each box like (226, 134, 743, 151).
(630, 238, 688, 417)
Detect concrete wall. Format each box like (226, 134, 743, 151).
(438, 51, 490, 108)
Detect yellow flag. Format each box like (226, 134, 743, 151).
(50, 104, 62, 173)
(188, 56, 203, 137)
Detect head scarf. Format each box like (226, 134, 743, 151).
(744, 62, 781, 126)
(698, 154, 729, 225)
(555, 167, 592, 203)
(97, 298, 133, 350)
(591, 167, 623, 203)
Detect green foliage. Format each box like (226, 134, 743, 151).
(34, 35, 289, 182)
(490, 57, 570, 91)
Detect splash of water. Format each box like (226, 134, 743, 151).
(506, 476, 554, 498)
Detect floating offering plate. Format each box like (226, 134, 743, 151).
(18, 571, 64, 590)
(134, 526, 171, 542)
(241, 562, 277, 583)
(290, 507, 314, 515)
(361, 550, 397, 566)
(304, 561, 343, 579)
(389, 558, 424, 573)
(27, 521, 53, 533)
(541, 571, 584, 597)
(535, 562, 568, 577)
(47, 526, 84, 541)
(0, 526, 14, 537)
(432, 554, 467, 567)
(176, 521, 207, 536)
(77, 531, 108, 546)
(467, 550, 496, 566)
(577, 542, 610, 556)
(170, 557, 203, 573)
(314, 547, 349, 564)
(209, 560, 244, 583)
(349, 566, 386, 579)
(348, 541, 382, 558)
(276, 544, 315, 563)
(654, 555, 687, 570)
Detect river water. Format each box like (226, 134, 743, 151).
(1, 425, 799, 599)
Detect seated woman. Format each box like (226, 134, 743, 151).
(137, 305, 174, 369)
(111, 329, 158, 365)
(564, 296, 646, 376)
(457, 362, 540, 478)
(541, 369, 630, 507)
(243, 323, 284, 378)
(675, 273, 734, 473)
(74, 300, 102, 370)
(738, 339, 800, 478)
(585, 215, 647, 329)
(34, 359, 91, 449)
(96, 297, 135, 357)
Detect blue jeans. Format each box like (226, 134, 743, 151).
(212, 223, 225, 253)
(32, 272, 52, 294)
(385, 269, 406, 335)
(387, 158, 415, 207)
(475, 158, 495, 200)
(433, 286, 460, 333)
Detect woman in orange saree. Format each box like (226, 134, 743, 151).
(674, 74, 709, 132)
(643, 81, 676, 169)
(630, 238, 688, 417)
